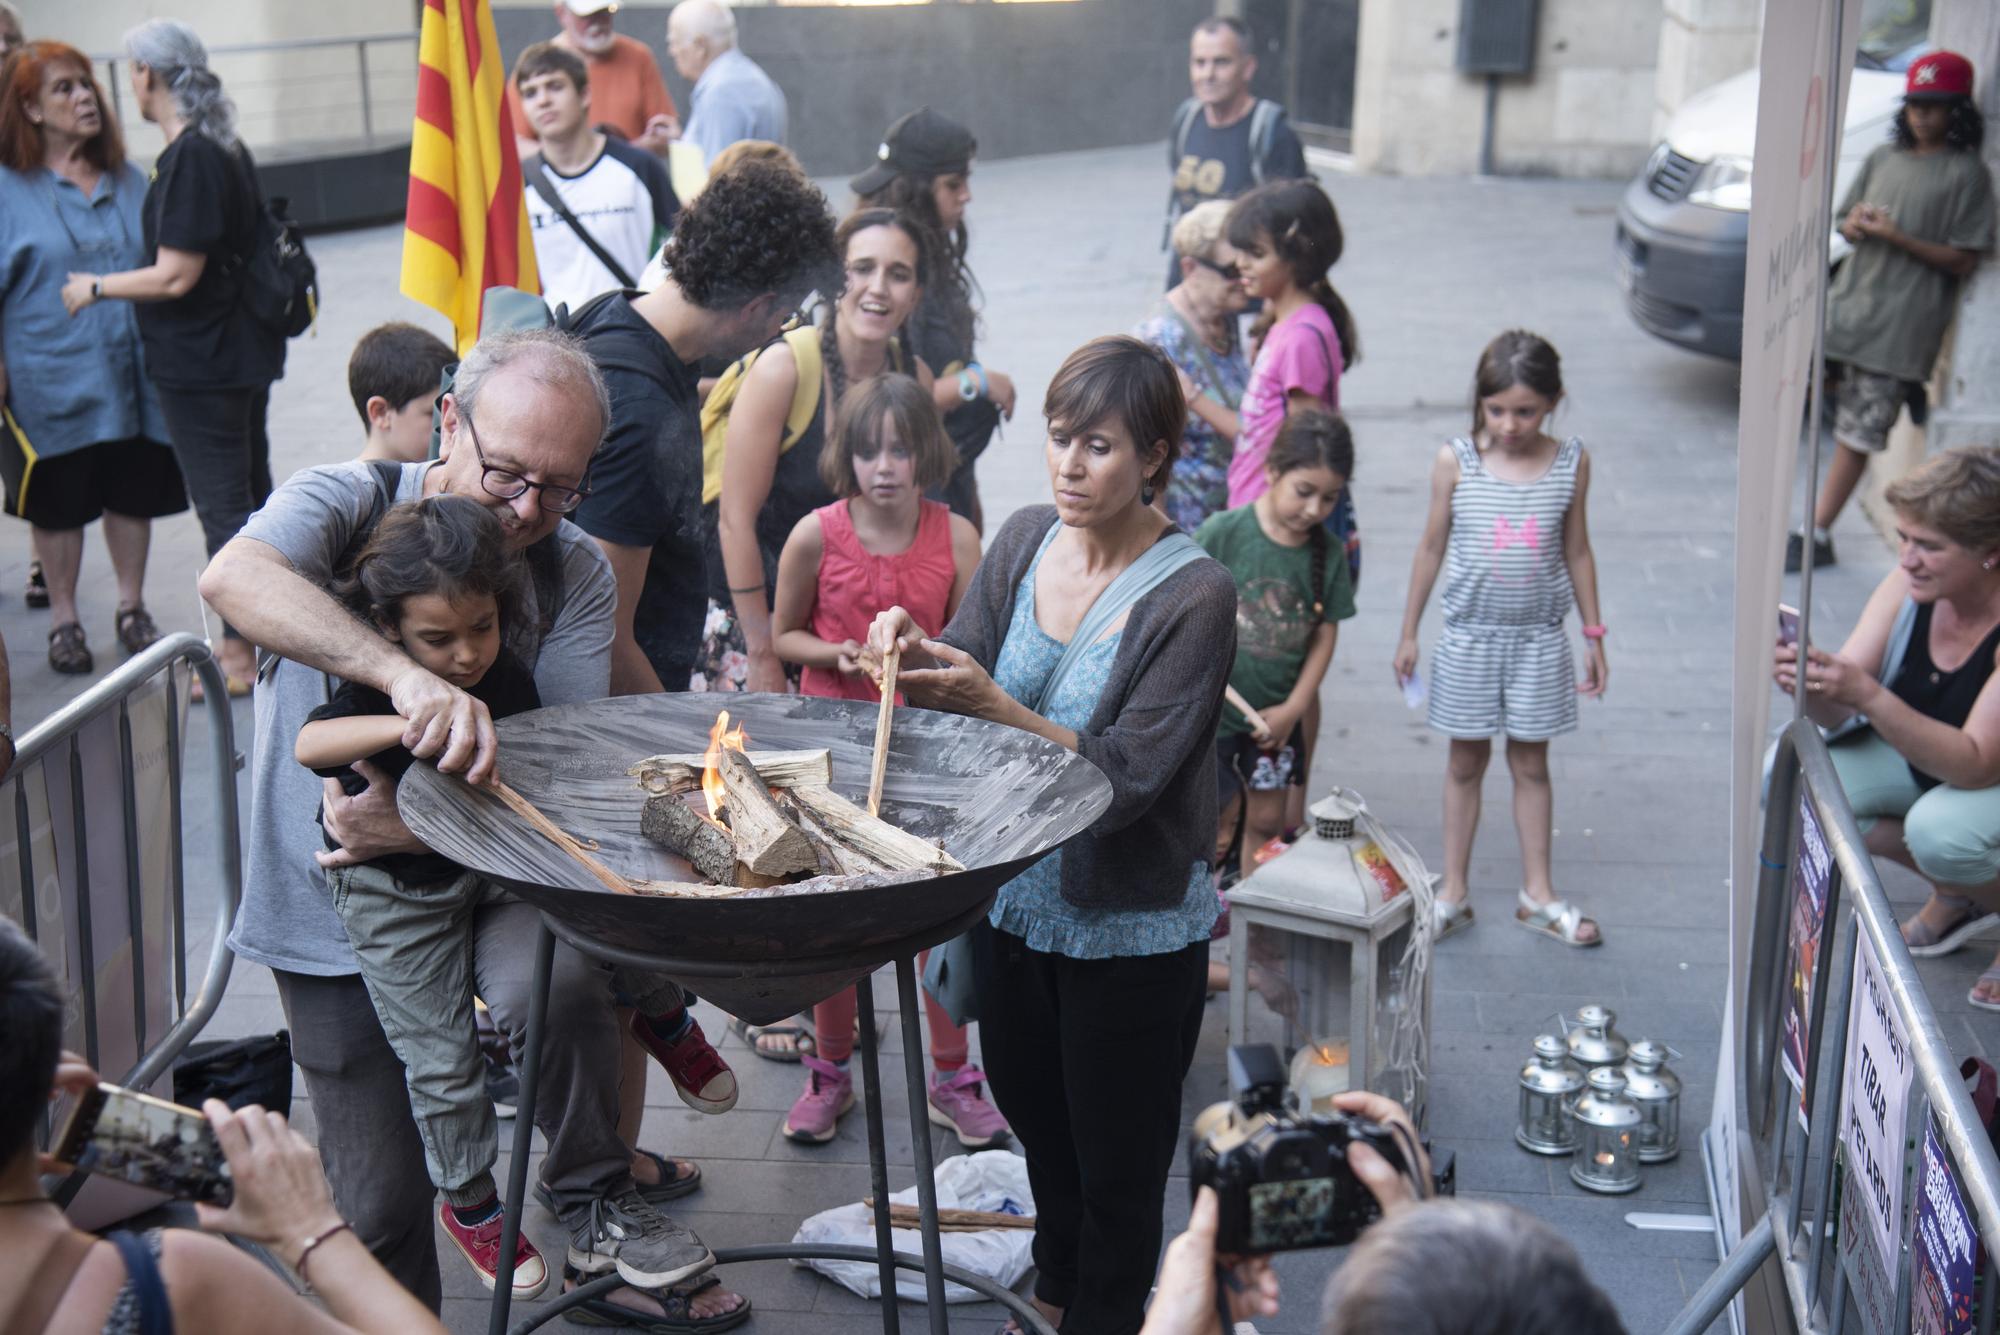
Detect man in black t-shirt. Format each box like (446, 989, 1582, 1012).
(1164, 16, 1309, 287)
(567, 160, 840, 694)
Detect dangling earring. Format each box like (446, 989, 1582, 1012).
(1141, 483, 1155, 507)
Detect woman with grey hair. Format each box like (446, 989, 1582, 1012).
(1134, 199, 1251, 533)
(59, 18, 282, 694)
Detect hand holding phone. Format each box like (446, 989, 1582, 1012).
(52, 1082, 233, 1206)
(1777, 603, 1802, 649)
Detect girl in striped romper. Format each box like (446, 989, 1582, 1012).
(1393, 331, 1608, 947)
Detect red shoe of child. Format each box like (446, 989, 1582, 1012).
(630, 1010, 740, 1114)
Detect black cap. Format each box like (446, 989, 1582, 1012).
(848, 107, 976, 197)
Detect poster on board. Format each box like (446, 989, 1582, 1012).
(1782, 793, 1833, 1097)
(1911, 1115, 1980, 1335)
(1840, 928, 1916, 1275)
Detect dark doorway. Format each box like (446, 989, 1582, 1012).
(1238, 0, 1360, 151)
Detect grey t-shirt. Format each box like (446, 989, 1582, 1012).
(227, 460, 617, 976)
(1824, 143, 1996, 383)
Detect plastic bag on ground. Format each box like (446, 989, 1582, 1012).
(791, 1149, 1035, 1302)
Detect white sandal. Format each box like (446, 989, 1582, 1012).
(1432, 895, 1476, 941)
(1513, 889, 1602, 948)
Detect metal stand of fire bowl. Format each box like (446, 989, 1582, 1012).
(486, 899, 1057, 1335)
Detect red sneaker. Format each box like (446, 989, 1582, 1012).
(438, 1201, 549, 1299)
(630, 1010, 739, 1114)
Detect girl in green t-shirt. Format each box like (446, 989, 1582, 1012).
(1195, 407, 1357, 880)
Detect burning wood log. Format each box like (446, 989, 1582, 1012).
(713, 746, 819, 877)
(784, 783, 963, 874)
(786, 797, 892, 878)
(640, 796, 739, 885)
(628, 748, 832, 797)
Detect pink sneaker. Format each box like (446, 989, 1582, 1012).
(927, 1067, 1010, 1148)
(783, 1056, 854, 1144)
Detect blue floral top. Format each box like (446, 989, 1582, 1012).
(1134, 299, 1250, 535)
(987, 538, 1217, 959)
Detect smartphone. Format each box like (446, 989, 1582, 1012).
(1777, 603, 1802, 648)
(51, 1082, 233, 1206)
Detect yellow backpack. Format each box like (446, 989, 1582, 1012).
(698, 328, 909, 505)
(699, 326, 824, 506)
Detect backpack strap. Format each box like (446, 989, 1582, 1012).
(1033, 528, 1207, 714)
(1164, 96, 1204, 247)
(107, 1230, 173, 1335)
(779, 325, 824, 452)
(1247, 100, 1281, 186)
(10, 1228, 96, 1335)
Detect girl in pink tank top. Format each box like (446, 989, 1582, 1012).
(770, 375, 1001, 1147)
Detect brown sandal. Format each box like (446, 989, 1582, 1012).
(47, 623, 91, 675)
(114, 606, 161, 656)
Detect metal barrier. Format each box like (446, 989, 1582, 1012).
(1666, 719, 2000, 1335)
(3, 633, 240, 1098)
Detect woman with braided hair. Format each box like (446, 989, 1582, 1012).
(694, 208, 934, 693)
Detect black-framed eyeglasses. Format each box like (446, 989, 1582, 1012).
(1193, 254, 1241, 282)
(461, 410, 590, 514)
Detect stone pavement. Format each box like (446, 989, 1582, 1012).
(10, 138, 1965, 1332)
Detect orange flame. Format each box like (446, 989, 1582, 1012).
(701, 710, 749, 819)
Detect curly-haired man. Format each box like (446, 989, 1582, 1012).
(567, 157, 840, 695)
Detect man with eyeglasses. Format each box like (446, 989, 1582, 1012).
(1165, 16, 1308, 289)
(563, 156, 839, 696)
(199, 328, 741, 1319)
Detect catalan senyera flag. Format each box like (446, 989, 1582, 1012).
(401, 0, 539, 353)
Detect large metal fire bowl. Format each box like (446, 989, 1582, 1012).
(398, 692, 1112, 1023)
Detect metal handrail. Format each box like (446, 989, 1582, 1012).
(88, 31, 416, 62)
(89, 31, 418, 148)
(9, 632, 240, 1092)
(1667, 717, 2000, 1333)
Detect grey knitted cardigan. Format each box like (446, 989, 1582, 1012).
(938, 504, 1238, 911)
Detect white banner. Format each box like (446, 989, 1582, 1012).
(1841, 929, 1916, 1275)
(1716, 0, 1861, 1255)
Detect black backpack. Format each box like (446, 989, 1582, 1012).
(227, 148, 318, 339)
(239, 192, 318, 339)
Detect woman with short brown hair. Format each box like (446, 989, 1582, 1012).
(1774, 445, 2000, 1009)
(867, 335, 1238, 1335)
(0, 40, 185, 673)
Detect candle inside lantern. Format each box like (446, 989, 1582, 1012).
(1288, 1040, 1350, 1114)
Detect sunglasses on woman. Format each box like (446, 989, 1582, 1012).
(1193, 254, 1241, 281)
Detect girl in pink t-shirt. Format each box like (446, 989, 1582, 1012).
(770, 374, 997, 1147)
(1224, 179, 1361, 508)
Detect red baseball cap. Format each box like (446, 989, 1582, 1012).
(1906, 50, 1974, 101)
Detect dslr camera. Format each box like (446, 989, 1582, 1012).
(1188, 1044, 1453, 1254)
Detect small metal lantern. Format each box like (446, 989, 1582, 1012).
(1565, 1004, 1629, 1070)
(1516, 1033, 1586, 1155)
(1619, 1040, 1682, 1163)
(1569, 1067, 1644, 1194)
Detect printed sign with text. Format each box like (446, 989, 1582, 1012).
(1840, 930, 1916, 1274)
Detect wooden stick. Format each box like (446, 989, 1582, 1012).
(640, 796, 739, 884)
(714, 746, 819, 877)
(628, 748, 832, 797)
(1224, 684, 1271, 738)
(863, 1199, 1036, 1231)
(786, 782, 964, 873)
(867, 644, 900, 818)
(490, 780, 633, 895)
